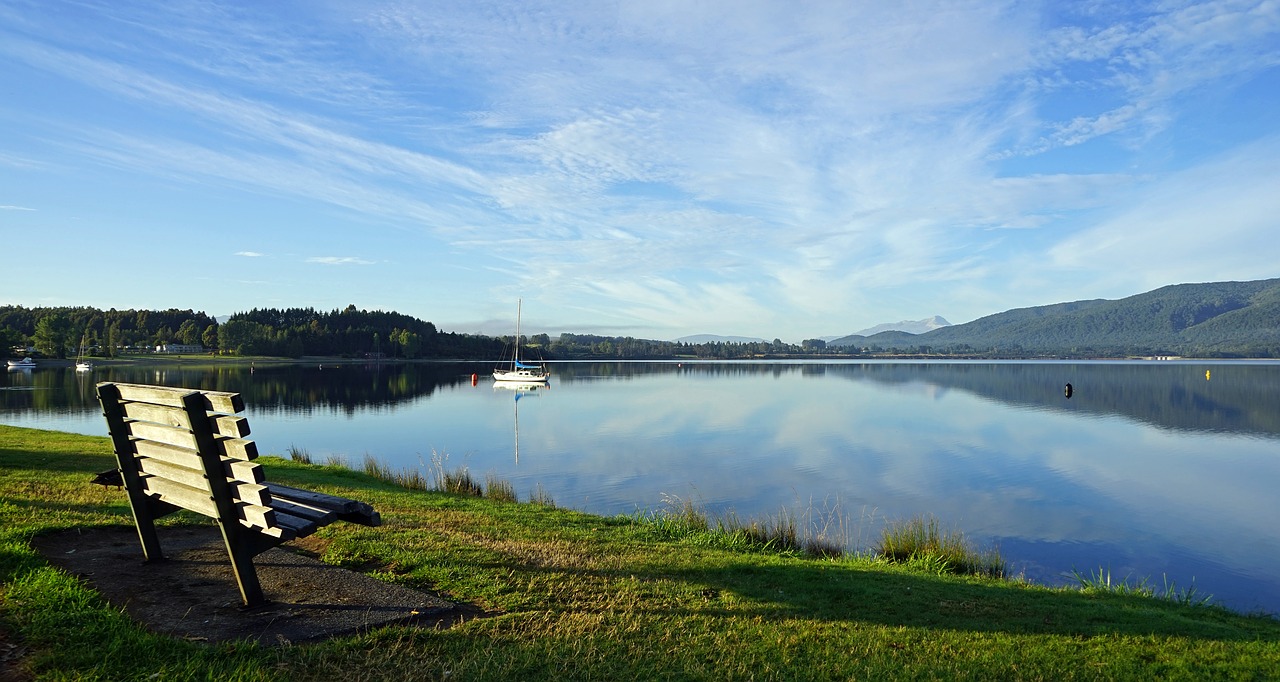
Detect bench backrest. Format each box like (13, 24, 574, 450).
(97, 382, 292, 539)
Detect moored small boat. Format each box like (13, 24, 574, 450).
(493, 300, 549, 383)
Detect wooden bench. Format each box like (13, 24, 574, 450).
(96, 381, 381, 607)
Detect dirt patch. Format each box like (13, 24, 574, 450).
(0, 626, 33, 682)
(32, 525, 480, 646)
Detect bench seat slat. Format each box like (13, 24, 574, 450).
(267, 483, 381, 527)
(272, 510, 321, 538)
(270, 498, 337, 525)
(265, 483, 366, 514)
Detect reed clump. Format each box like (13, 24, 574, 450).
(528, 483, 557, 508)
(484, 473, 519, 503)
(1070, 566, 1213, 606)
(353, 451, 543, 502)
(361, 454, 430, 490)
(875, 514, 1005, 577)
(642, 494, 849, 558)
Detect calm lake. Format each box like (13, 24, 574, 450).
(3, 359, 1278, 616)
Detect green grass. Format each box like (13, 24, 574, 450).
(2, 424, 1278, 681)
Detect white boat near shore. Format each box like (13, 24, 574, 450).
(6, 357, 36, 368)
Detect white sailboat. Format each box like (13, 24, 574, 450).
(74, 335, 93, 371)
(492, 300, 549, 383)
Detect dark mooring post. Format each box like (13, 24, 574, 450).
(1064, 382, 1073, 399)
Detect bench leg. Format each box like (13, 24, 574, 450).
(219, 525, 266, 607)
(130, 507, 165, 563)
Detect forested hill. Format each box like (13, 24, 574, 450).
(830, 278, 1280, 357)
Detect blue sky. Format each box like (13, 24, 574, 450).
(2, 1, 1278, 342)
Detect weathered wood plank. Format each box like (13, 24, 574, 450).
(270, 498, 336, 525)
(271, 510, 321, 538)
(140, 475, 217, 518)
(236, 500, 281, 532)
(217, 437, 258, 461)
(120, 401, 193, 429)
(108, 382, 197, 408)
(237, 519, 291, 539)
(265, 483, 364, 513)
(124, 420, 199, 450)
(211, 414, 251, 438)
(137, 456, 209, 492)
(107, 382, 244, 413)
(132, 439, 202, 470)
(225, 458, 263, 485)
(231, 481, 270, 506)
(266, 483, 381, 526)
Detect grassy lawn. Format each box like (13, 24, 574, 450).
(2, 424, 1277, 680)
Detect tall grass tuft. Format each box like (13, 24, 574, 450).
(286, 445, 313, 464)
(529, 483, 557, 508)
(325, 450, 519, 500)
(876, 514, 1005, 577)
(1070, 567, 1214, 607)
(361, 454, 430, 491)
(644, 494, 850, 558)
(484, 473, 518, 503)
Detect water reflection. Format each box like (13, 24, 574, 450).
(2, 359, 1279, 615)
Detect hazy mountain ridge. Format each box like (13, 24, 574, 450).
(852, 316, 951, 336)
(674, 334, 768, 344)
(830, 278, 1280, 356)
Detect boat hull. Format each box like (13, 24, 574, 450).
(492, 369, 549, 383)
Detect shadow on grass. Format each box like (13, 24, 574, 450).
(0, 446, 114, 476)
(460, 548, 1277, 643)
(667, 562, 1275, 641)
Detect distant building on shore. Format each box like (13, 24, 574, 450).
(156, 343, 205, 354)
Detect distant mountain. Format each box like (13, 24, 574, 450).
(675, 334, 768, 344)
(853, 316, 951, 336)
(828, 278, 1280, 357)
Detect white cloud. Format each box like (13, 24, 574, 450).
(0, 205, 36, 211)
(1048, 134, 1280, 292)
(307, 256, 376, 266)
(235, 251, 265, 257)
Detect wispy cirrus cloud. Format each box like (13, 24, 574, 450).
(307, 256, 376, 266)
(0, 205, 36, 211)
(235, 251, 266, 257)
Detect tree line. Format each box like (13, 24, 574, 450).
(0, 306, 218, 359)
(0, 305, 508, 360)
(1, 304, 840, 361)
